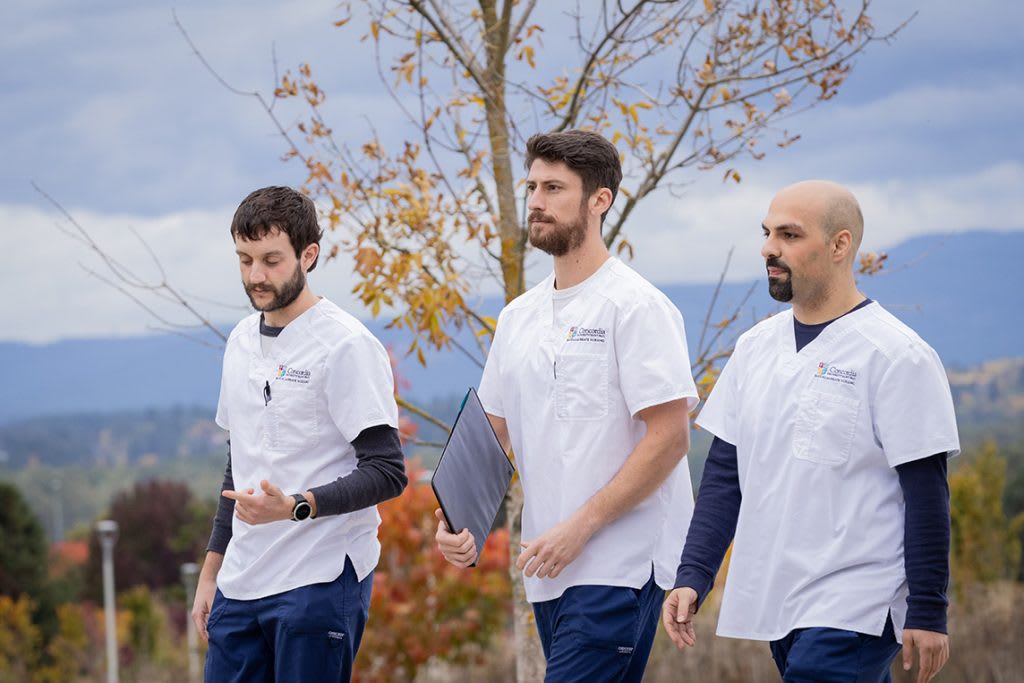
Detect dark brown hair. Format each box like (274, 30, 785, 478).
(230, 186, 324, 271)
(525, 130, 622, 222)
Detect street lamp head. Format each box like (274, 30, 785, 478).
(96, 519, 119, 545)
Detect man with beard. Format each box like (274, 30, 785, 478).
(435, 130, 699, 681)
(662, 181, 959, 683)
(191, 186, 407, 682)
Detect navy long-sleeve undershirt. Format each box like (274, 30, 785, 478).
(674, 299, 952, 633)
(674, 439, 950, 631)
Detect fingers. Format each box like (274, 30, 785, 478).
(916, 639, 948, 683)
(661, 596, 685, 650)
(916, 653, 930, 683)
(660, 592, 696, 650)
(191, 596, 210, 644)
(192, 608, 208, 643)
(434, 510, 476, 566)
(903, 633, 914, 672)
(515, 539, 564, 578)
(519, 550, 558, 578)
(674, 590, 697, 647)
(516, 543, 538, 575)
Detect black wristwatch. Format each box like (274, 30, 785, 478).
(290, 493, 312, 521)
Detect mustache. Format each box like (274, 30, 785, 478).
(528, 211, 555, 224)
(766, 257, 790, 273)
(246, 284, 275, 294)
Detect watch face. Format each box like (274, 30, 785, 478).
(292, 495, 312, 521)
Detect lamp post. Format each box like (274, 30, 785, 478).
(181, 562, 200, 682)
(96, 520, 119, 683)
(50, 477, 64, 542)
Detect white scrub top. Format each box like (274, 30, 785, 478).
(697, 302, 960, 642)
(215, 298, 399, 599)
(478, 258, 699, 603)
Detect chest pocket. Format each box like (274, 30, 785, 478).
(555, 354, 608, 421)
(792, 390, 860, 466)
(267, 381, 320, 453)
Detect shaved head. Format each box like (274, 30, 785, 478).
(776, 180, 864, 257)
(761, 180, 867, 317)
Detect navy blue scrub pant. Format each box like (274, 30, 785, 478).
(532, 569, 662, 683)
(769, 613, 903, 683)
(204, 558, 372, 683)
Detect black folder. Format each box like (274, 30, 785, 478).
(431, 387, 515, 566)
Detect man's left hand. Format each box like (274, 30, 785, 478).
(223, 480, 293, 524)
(902, 628, 949, 683)
(516, 517, 592, 579)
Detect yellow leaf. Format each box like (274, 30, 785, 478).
(370, 21, 379, 40)
(524, 45, 535, 69)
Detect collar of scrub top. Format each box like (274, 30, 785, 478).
(777, 299, 875, 373)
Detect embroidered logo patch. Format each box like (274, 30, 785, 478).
(327, 631, 345, 641)
(276, 365, 312, 384)
(814, 362, 858, 386)
(565, 326, 607, 343)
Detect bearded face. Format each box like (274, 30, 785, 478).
(527, 199, 589, 257)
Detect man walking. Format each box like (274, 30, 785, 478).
(436, 130, 699, 681)
(663, 181, 959, 683)
(191, 186, 408, 682)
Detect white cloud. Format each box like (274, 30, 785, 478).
(624, 161, 1024, 285)
(1, 201, 364, 343)
(6, 161, 1020, 343)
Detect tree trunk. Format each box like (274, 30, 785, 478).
(506, 478, 546, 682)
(477, 2, 539, 678)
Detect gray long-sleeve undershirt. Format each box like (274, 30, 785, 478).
(206, 425, 407, 554)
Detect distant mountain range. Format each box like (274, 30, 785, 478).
(2, 230, 1020, 425)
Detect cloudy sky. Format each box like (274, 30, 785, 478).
(3, 0, 1022, 343)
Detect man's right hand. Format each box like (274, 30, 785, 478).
(434, 508, 477, 567)
(662, 587, 699, 650)
(191, 552, 223, 644)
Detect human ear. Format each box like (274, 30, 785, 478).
(832, 229, 853, 262)
(302, 243, 320, 271)
(591, 187, 614, 216)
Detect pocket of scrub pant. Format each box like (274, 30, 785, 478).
(204, 590, 228, 632)
(564, 584, 641, 654)
(554, 354, 609, 420)
(792, 390, 860, 466)
(267, 381, 320, 453)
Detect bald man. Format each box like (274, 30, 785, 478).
(663, 181, 960, 683)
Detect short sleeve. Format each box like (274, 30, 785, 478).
(616, 295, 698, 417)
(215, 343, 232, 431)
(215, 369, 229, 430)
(873, 343, 960, 468)
(695, 347, 743, 446)
(477, 313, 506, 418)
(324, 332, 400, 443)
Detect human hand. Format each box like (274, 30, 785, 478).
(223, 480, 293, 524)
(902, 629, 949, 683)
(515, 517, 591, 579)
(662, 587, 698, 650)
(191, 575, 217, 643)
(434, 508, 477, 567)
